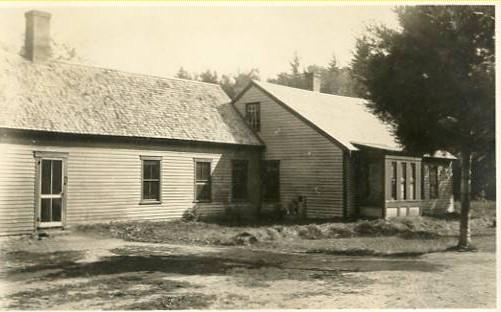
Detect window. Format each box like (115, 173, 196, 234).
(409, 163, 416, 200)
(429, 165, 439, 199)
(194, 160, 211, 202)
(245, 102, 260, 131)
(400, 162, 407, 200)
(262, 160, 280, 202)
(390, 162, 397, 200)
(141, 156, 161, 203)
(232, 160, 248, 201)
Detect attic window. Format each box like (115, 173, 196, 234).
(245, 102, 260, 131)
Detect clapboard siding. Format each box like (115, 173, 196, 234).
(234, 86, 345, 218)
(0, 136, 261, 235)
(0, 143, 36, 234)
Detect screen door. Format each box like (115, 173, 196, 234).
(39, 158, 64, 227)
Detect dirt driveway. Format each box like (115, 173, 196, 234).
(0, 232, 496, 309)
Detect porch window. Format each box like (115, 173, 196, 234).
(194, 160, 211, 202)
(410, 163, 416, 200)
(262, 160, 280, 202)
(400, 163, 407, 200)
(245, 102, 260, 131)
(390, 162, 397, 200)
(141, 156, 161, 203)
(232, 160, 248, 201)
(429, 165, 439, 199)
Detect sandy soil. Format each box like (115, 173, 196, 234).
(0, 231, 496, 309)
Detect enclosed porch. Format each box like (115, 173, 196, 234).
(354, 144, 455, 218)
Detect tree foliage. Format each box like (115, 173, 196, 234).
(174, 67, 260, 99)
(351, 5, 495, 248)
(268, 53, 359, 97)
(17, 39, 84, 62)
(351, 6, 494, 156)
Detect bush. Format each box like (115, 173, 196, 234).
(354, 219, 406, 236)
(297, 224, 323, 239)
(322, 224, 355, 238)
(182, 207, 200, 222)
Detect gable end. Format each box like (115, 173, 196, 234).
(242, 81, 351, 153)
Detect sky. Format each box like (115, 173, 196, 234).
(0, 4, 400, 80)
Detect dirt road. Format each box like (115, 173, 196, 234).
(0, 232, 496, 309)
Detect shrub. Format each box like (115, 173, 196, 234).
(297, 224, 323, 239)
(182, 207, 200, 222)
(354, 219, 410, 236)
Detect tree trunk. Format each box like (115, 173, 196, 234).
(458, 150, 473, 249)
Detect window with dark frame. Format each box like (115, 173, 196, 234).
(232, 160, 248, 201)
(262, 160, 280, 202)
(410, 163, 416, 200)
(390, 162, 397, 200)
(245, 102, 260, 131)
(194, 161, 211, 202)
(141, 158, 161, 202)
(400, 162, 407, 200)
(429, 165, 439, 199)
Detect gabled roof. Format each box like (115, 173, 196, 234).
(252, 80, 400, 151)
(0, 50, 261, 146)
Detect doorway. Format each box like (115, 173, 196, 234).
(35, 154, 67, 228)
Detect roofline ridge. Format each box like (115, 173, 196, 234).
(52, 60, 225, 88)
(255, 79, 368, 102)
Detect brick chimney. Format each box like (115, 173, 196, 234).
(24, 10, 51, 62)
(304, 72, 321, 92)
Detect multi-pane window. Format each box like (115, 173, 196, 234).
(141, 157, 161, 202)
(429, 165, 439, 199)
(262, 160, 280, 202)
(232, 160, 248, 201)
(195, 161, 211, 202)
(410, 163, 416, 200)
(400, 162, 407, 200)
(245, 102, 260, 131)
(390, 162, 397, 200)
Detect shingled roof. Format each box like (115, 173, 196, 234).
(0, 49, 261, 146)
(252, 80, 400, 151)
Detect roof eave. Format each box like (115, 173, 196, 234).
(0, 127, 264, 149)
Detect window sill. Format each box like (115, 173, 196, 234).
(139, 200, 162, 205)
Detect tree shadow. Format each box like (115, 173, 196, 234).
(3, 242, 445, 286)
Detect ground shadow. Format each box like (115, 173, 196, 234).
(4, 244, 444, 282)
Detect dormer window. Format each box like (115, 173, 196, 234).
(245, 102, 260, 131)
